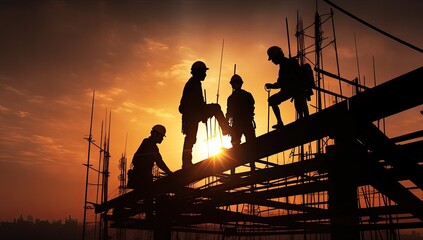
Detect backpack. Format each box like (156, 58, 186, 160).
(299, 63, 315, 100)
(127, 169, 135, 189)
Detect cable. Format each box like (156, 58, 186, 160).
(324, 0, 423, 53)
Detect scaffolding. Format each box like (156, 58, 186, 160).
(91, 3, 423, 240)
(82, 91, 113, 240)
(94, 66, 422, 240)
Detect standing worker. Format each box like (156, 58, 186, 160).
(179, 61, 231, 169)
(265, 46, 306, 128)
(226, 74, 256, 174)
(226, 74, 256, 147)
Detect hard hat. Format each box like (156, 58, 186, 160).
(267, 46, 282, 60)
(191, 61, 209, 71)
(152, 124, 166, 136)
(230, 74, 243, 84)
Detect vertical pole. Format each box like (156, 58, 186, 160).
(102, 111, 112, 240)
(96, 120, 105, 240)
(154, 196, 172, 240)
(296, 12, 307, 238)
(327, 138, 360, 240)
(354, 33, 361, 95)
(314, 12, 322, 154)
(204, 89, 210, 158)
(372, 56, 377, 88)
(372, 56, 381, 130)
(214, 39, 224, 147)
(296, 11, 304, 65)
(95, 121, 104, 240)
(285, 17, 292, 58)
(82, 91, 95, 240)
(331, 8, 343, 99)
(216, 39, 224, 105)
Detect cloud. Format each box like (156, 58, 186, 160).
(113, 101, 174, 119)
(114, 101, 139, 113)
(140, 107, 175, 119)
(131, 38, 169, 61)
(32, 135, 71, 154)
(55, 96, 85, 110)
(94, 91, 115, 102)
(90, 87, 129, 104)
(0, 104, 9, 113)
(109, 87, 127, 96)
(3, 83, 27, 96)
(15, 111, 30, 118)
(0, 133, 74, 166)
(28, 95, 46, 104)
(152, 60, 192, 83)
(144, 38, 169, 51)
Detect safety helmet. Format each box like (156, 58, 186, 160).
(152, 124, 166, 136)
(230, 74, 243, 84)
(191, 61, 209, 71)
(267, 46, 283, 60)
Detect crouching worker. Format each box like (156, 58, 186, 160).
(127, 124, 172, 218)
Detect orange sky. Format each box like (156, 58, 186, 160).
(0, 0, 422, 222)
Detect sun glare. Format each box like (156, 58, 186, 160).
(196, 135, 232, 161)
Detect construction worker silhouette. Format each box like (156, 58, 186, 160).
(127, 125, 172, 218)
(179, 61, 231, 169)
(226, 74, 256, 174)
(226, 74, 256, 147)
(265, 46, 307, 128)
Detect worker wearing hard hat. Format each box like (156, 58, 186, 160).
(179, 61, 231, 169)
(127, 124, 172, 218)
(128, 124, 172, 190)
(226, 74, 256, 174)
(226, 74, 256, 147)
(265, 46, 302, 129)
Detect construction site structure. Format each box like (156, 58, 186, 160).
(82, 95, 113, 240)
(116, 152, 128, 240)
(90, 3, 423, 240)
(94, 66, 423, 240)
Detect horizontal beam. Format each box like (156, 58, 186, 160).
(348, 66, 423, 122)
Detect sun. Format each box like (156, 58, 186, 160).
(207, 136, 231, 156)
(195, 134, 232, 161)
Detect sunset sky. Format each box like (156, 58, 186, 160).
(0, 0, 422, 222)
